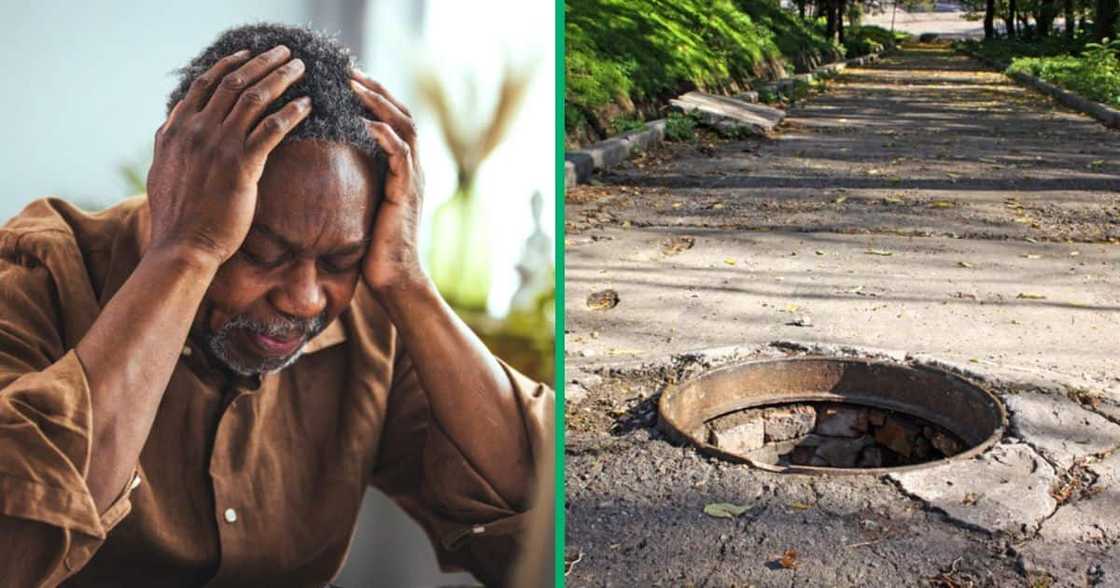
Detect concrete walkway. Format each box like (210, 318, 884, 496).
(565, 45, 1120, 586)
(566, 44, 1120, 388)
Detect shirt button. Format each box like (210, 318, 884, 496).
(129, 474, 142, 491)
(182, 346, 192, 357)
(224, 508, 238, 523)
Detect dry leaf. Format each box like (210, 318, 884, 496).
(929, 200, 955, 209)
(958, 261, 974, 268)
(778, 548, 799, 569)
(1017, 292, 1046, 300)
(704, 502, 750, 519)
(586, 289, 620, 310)
(834, 196, 848, 204)
(789, 501, 814, 510)
(866, 249, 894, 256)
(724, 258, 736, 266)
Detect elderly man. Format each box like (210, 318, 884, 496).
(0, 24, 552, 587)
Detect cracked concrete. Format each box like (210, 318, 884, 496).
(890, 443, 1057, 536)
(1004, 392, 1120, 469)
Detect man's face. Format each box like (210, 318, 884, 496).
(196, 140, 378, 375)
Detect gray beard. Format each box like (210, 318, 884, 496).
(206, 313, 326, 376)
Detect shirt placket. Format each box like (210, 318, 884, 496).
(206, 383, 254, 586)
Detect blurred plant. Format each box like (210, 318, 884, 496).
(665, 111, 700, 141)
(419, 64, 533, 313)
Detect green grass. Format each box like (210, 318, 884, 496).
(844, 25, 910, 58)
(959, 37, 1120, 108)
(1007, 39, 1120, 107)
(565, 0, 842, 142)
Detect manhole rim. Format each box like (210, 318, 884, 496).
(657, 355, 1008, 475)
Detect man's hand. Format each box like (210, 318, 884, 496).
(349, 71, 427, 294)
(146, 45, 311, 267)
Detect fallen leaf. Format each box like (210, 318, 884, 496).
(815, 250, 825, 256)
(834, 196, 848, 204)
(724, 258, 736, 266)
(958, 261, 974, 268)
(789, 501, 814, 510)
(929, 200, 955, 209)
(704, 502, 750, 519)
(866, 249, 894, 256)
(1017, 292, 1046, 300)
(660, 236, 696, 256)
(778, 548, 799, 569)
(1022, 254, 1041, 259)
(586, 289, 620, 310)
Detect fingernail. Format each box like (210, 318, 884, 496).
(234, 49, 251, 58)
(290, 58, 305, 70)
(270, 44, 289, 55)
(297, 96, 311, 108)
(349, 79, 364, 91)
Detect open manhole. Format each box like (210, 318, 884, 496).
(658, 357, 1007, 474)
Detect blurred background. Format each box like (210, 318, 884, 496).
(1, 1, 554, 586)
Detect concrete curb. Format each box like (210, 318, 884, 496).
(564, 49, 888, 190)
(959, 47, 1120, 130)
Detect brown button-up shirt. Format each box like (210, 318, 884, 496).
(0, 197, 552, 587)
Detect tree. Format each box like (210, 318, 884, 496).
(985, 0, 998, 37)
(1064, 0, 1075, 39)
(1098, 0, 1118, 40)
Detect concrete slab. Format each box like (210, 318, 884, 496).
(669, 91, 786, 135)
(1004, 391, 1120, 469)
(890, 443, 1058, 536)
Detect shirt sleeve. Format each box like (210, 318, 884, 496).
(368, 350, 554, 586)
(0, 256, 138, 586)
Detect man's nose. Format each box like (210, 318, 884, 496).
(271, 258, 327, 320)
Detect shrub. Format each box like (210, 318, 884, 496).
(665, 111, 700, 141)
(1005, 38, 1120, 107)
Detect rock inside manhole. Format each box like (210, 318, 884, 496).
(706, 402, 965, 468)
(658, 357, 1006, 474)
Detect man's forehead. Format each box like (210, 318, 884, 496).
(255, 140, 377, 244)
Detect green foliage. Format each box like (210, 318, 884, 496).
(608, 115, 646, 135)
(1007, 38, 1120, 106)
(664, 111, 700, 141)
(959, 36, 1090, 64)
(565, 0, 843, 141)
(844, 24, 911, 58)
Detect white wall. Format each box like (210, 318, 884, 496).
(0, 0, 310, 221)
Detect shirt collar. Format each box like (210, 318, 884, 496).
(303, 318, 347, 354)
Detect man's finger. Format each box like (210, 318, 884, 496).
(350, 70, 412, 117)
(363, 120, 412, 177)
(202, 45, 291, 121)
(180, 50, 252, 112)
(224, 58, 305, 133)
(245, 97, 311, 159)
(351, 80, 416, 145)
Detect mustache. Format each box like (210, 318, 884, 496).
(225, 312, 327, 340)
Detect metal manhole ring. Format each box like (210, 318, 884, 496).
(657, 356, 1007, 475)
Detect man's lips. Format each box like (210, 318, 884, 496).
(242, 328, 304, 357)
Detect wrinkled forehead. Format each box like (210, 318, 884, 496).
(254, 140, 378, 245)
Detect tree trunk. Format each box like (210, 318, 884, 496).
(826, 0, 839, 42)
(985, 0, 997, 38)
(1064, 0, 1075, 39)
(1008, 0, 1018, 37)
(1097, 0, 1118, 41)
(797, 0, 807, 21)
(838, 0, 847, 44)
(1038, 0, 1057, 36)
